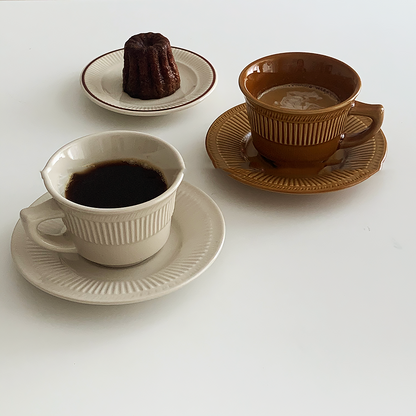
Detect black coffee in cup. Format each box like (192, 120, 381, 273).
(65, 159, 167, 208)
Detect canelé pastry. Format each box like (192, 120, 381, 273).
(122, 32, 181, 100)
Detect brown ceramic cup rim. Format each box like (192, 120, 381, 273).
(239, 52, 362, 114)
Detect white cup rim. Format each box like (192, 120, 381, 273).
(41, 130, 185, 214)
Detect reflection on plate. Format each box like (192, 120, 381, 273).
(81, 47, 217, 116)
(11, 182, 225, 305)
(205, 104, 387, 194)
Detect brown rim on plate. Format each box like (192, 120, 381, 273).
(205, 104, 387, 194)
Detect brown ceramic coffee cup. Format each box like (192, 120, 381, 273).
(239, 52, 384, 167)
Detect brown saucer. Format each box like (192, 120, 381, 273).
(205, 104, 387, 194)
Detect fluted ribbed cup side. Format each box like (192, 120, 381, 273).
(59, 194, 176, 246)
(245, 99, 350, 146)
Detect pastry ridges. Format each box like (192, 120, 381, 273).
(123, 32, 181, 100)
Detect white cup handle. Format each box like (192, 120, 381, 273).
(20, 198, 78, 253)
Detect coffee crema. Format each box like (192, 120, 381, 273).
(258, 83, 340, 110)
(65, 159, 167, 208)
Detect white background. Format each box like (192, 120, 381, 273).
(1, 1, 415, 415)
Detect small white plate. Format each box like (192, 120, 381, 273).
(11, 182, 225, 305)
(81, 47, 217, 116)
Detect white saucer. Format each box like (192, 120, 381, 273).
(11, 182, 225, 305)
(81, 47, 217, 116)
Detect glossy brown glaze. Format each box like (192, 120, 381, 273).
(239, 52, 384, 166)
(205, 104, 387, 194)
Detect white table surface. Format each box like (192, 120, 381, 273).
(1, 1, 415, 415)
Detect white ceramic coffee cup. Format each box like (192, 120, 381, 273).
(20, 130, 185, 267)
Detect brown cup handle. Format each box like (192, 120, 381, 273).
(339, 101, 384, 149)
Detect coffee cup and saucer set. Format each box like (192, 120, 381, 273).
(11, 48, 387, 305)
(207, 52, 387, 194)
